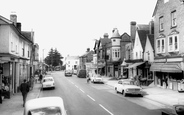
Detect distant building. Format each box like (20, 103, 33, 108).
(65, 55, 79, 72)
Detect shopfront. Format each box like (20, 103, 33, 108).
(150, 62, 184, 91)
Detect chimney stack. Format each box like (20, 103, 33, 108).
(87, 48, 90, 52)
(16, 22, 21, 31)
(10, 14, 17, 26)
(103, 33, 109, 38)
(130, 21, 136, 43)
(149, 20, 154, 35)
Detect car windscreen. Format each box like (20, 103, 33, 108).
(28, 106, 61, 115)
(43, 79, 53, 82)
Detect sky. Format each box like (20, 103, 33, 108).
(0, 0, 157, 61)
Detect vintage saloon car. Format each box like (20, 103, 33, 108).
(114, 79, 143, 97)
(42, 76, 55, 89)
(24, 96, 67, 115)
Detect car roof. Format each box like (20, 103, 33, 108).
(25, 97, 64, 110)
(43, 76, 53, 79)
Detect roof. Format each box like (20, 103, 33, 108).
(0, 15, 13, 24)
(111, 28, 121, 38)
(21, 31, 34, 42)
(137, 29, 149, 51)
(120, 32, 131, 42)
(65, 56, 79, 60)
(80, 50, 94, 57)
(137, 24, 149, 30)
(25, 97, 64, 110)
(147, 34, 154, 50)
(100, 37, 111, 46)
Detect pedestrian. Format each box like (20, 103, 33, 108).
(39, 74, 43, 83)
(20, 79, 30, 107)
(165, 75, 168, 89)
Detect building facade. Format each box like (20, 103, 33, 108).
(0, 14, 34, 99)
(150, 0, 184, 90)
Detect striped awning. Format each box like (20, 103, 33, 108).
(150, 63, 182, 73)
(125, 62, 145, 69)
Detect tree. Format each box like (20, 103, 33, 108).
(44, 48, 63, 67)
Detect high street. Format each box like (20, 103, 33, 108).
(39, 71, 161, 115)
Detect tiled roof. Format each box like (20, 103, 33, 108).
(148, 34, 154, 50)
(137, 29, 149, 51)
(100, 37, 111, 46)
(21, 31, 33, 42)
(137, 24, 149, 31)
(121, 32, 131, 42)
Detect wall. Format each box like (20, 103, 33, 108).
(154, 0, 184, 55)
(0, 25, 9, 52)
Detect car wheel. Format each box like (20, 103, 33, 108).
(115, 87, 118, 93)
(122, 90, 127, 97)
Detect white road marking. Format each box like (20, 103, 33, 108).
(75, 85, 79, 88)
(80, 89, 85, 93)
(99, 104, 114, 115)
(87, 95, 95, 101)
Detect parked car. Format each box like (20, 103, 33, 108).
(65, 70, 72, 77)
(114, 79, 143, 97)
(90, 74, 104, 83)
(77, 69, 86, 78)
(42, 76, 55, 89)
(24, 96, 67, 115)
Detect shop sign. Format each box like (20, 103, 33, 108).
(0, 67, 3, 74)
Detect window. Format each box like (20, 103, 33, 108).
(75, 61, 78, 64)
(156, 38, 165, 53)
(136, 52, 138, 59)
(112, 49, 120, 58)
(171, 10, 176, 27)
(68, 61, 70, 64)
(168, 35, 179, 52)
(159, 16, 164, 31)
(11, 42, 14, 52)
(108, 67, 110, 72)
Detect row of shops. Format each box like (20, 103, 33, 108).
(0, 56, 34, 99)
(97, 57, 184, 91)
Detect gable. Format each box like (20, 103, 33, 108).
(133, 31, 142, 50)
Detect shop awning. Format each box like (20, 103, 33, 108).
(125, 62, 145, 69)
(161, 63, 182, 73)
(97, 64, 105, 69)
(150, 63, 182, 73)
(150, 63, 164, 71)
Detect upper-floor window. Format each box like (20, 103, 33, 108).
(159, 16, 164, 31)
(75, 61, 78, 64)
(11, 42, 14, 52)
(168, 34, 179, 52)
(156, 38, 165, 53)
(68, 61, 70, 64)
(171, 10, 177, 28)
(112, 49, 120, 58)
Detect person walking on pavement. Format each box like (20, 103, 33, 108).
(20, 79, 30, 107)
(39, 74, 43, 83)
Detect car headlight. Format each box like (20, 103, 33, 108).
(126, 89, 129, 92)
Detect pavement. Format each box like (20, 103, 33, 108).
(1, 73, 184, 115)
(102, 77, 184, 108)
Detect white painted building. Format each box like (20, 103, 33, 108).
(65, 56, 79, 72)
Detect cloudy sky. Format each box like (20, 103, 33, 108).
(0, 0, 157, 60)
